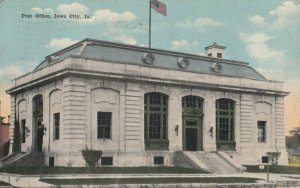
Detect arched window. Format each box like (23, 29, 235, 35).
(144, 92, 168, 150)
(182, 95, 203, 110)
(216, 98, 235, 150)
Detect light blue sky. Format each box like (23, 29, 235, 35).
(0, 0, 299, 132)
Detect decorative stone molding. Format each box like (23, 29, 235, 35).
(142, 53, 155, 65)
(210, 62, 222, 73)
(48, 55, 59, 63)
(177, 57, 190, 69)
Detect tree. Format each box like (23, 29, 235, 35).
(0, 116, 5, 124)
(12, 118, 21, 153)
(290, 127, 300, 138)
(286, 127, 300, 149)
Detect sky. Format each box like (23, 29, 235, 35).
(0, 0, 299, 134)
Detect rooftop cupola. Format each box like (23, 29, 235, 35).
(205, 42, 226, 58)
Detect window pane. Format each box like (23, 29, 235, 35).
(21, 119, 26, 143)
(216, 99, 234, 142)
(182, 96, 202, 110)
(104, 126, 111, 138)
(54, 113, 60, 140)
(163, 114, 167, 139)
(149, 93, 161, 105)
(149, 114, 160, 139)
(97, 112, 112, 139)
(144, 93, 168, 141)
(258, 121, 266, 143)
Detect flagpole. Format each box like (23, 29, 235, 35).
(149, 0, 152, 48)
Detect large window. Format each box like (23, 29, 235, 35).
(21, 119, 26, 143)
(216, 99, 235, 150)
(144, 92, 168, 150)
(53, 113, 60, 140)
(258, 121, 266, 143)
(97, 112, 112, 139)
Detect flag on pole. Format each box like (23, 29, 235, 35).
(151, 0, 167, 16)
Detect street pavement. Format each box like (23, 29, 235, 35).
(0, 172, 300, 187)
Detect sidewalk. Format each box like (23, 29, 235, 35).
(1, 172, 300, 187)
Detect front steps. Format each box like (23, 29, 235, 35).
(192, 152, 241, 174)
(0, 152, 45, 167)
(174, 151, 243, 174)
(0, 152, 28, 167)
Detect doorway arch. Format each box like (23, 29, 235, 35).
(182, 95, 204, 151)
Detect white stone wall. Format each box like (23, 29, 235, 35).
(8, 57, 288, 166)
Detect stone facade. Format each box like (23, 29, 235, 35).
(6, 39, 288, 167)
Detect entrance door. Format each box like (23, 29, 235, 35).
(33, 95, 43, 152)
(185, 128, 197, 151)
(183, 118, 203, 151)
(36, 117, 44, 152)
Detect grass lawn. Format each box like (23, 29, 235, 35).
(0, 181, 11, 186)
(245, 165, 300, 174)
(40, 177, 261, 185)
(0, 166, 207, 175)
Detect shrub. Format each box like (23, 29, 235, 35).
(81, 147, 102, 168)
(267, 152, 281, 165)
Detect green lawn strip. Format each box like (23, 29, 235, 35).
(0, 166, 207, 175)
(0, 181, 11, 186)
(40, 177, 261, 185)
(245, 165, 300, 174)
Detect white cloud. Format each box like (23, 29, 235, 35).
(0, 65, 27, 79)
(115, 35, 137, 45)
(176, 17, 220, 32)
(85, 9, 136, 24)
(239, 32, 285, 62)
(46, 38, 79, 50)
(56, 3, 136, 24)
(270, 1, 300, 29)
(239, 32, 272, 43)
(57, 3, 88, 15)
(171, 39, 199, 50)
(248, 15, 265, 26)
(31, 7, 54, 14)
(31, 3, 137, 25)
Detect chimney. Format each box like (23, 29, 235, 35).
(205, 42, 226, 58)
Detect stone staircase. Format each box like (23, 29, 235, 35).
(0, 152, 45, 167)
(0, 152, 27, 167)
(172, 151, 199, 169)
(192, 152, 240, 174)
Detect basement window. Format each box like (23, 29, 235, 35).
(49, 157, 54, 166)
(101, 157, 113, 166)
(154, 156, 164, 165)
